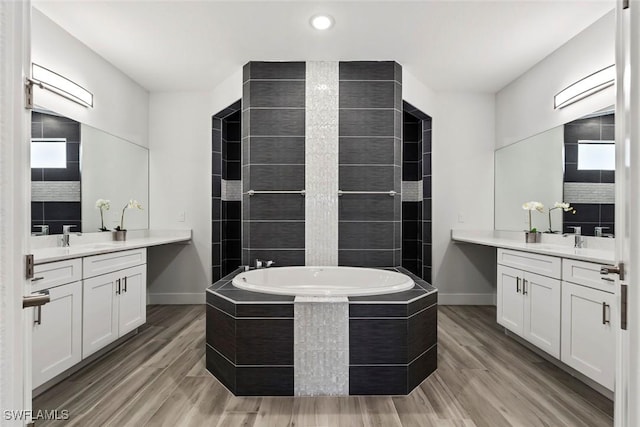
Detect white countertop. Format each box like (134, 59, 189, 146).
(451, 230, 615, 265)
(33, 229, 192, 264)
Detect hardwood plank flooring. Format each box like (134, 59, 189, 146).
(33, 305, 613, 427)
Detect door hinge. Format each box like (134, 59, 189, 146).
(25, 254, 34, 280)
(25, 79, 33, 109)
(621, 284, 628, 330)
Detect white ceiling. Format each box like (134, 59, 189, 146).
(33, 0, 614, 93)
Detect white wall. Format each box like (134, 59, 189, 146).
(147, 70, 242, 304)
(496, 11, 615, 149)
(404, 70, 497, 304)
(31, 8, 148, 147)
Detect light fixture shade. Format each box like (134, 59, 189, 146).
(310, 15, 334, 30)
(554, 64, 615, 109)
(32, 63, 93, 108)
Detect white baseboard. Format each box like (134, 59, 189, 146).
(147, 292, 205, 305)
(438, 293, 496, 305)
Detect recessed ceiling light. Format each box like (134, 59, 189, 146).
(310, 15, 334, 31)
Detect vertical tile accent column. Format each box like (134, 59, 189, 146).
(294, 297, 349, 396)
(401, 109, 423, 276)
(422, 117, 433, 282)
(242, 62, 306, 266)
(338, 62, 402, 267)
(305, 61, 339, 265)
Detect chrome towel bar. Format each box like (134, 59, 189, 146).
(246, 190, 306, 196)
(337, 190, 397, 197)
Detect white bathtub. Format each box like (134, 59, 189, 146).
(231, 266, 415, 297)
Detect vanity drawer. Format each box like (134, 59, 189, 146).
(31, 259, 82, 292)
(83, 249, 147, 279)
(562, 259, 616, 293)
(497, 249, 561, 279)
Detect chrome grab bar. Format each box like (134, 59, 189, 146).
(246, 190, 305, 196)
(338, 190, 397, 197)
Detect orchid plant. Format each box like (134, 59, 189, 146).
(95, 199, 110, 231)
(547, 202, 576, 233)
(522, 201, 544, 232)
(114, 199, 143, 231)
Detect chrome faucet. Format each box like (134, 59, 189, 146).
(33, 225, 49, 236)
(571, 226, 584, 248)
(254, 259, 275, 269)
(594, 226, 609, 238)
(59, 225, 77, 247)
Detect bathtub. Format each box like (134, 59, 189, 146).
(231, 266, 414, 297)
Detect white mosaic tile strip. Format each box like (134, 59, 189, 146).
(221, 179, 242, 201)
(401, 180, 423, 202)
(305, 61, 339, 266)
(31, 181, 80, 202)
(294, 296, 349, 396)
(564, 182, 615, 204)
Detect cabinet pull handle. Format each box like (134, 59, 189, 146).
(523, 279, 528, 295)
(31, 277, 44, 282)
(602, 302, 610, 325)
(34, 306, 42, 325)
(516, 277, 521, 293)
(123, 276, 127, 293)
(116, 278, 121, 295)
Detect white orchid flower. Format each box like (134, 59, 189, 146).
(522, 201, 544, 212)
(95, 199, 111, 210)
(127, 199, 143, 210)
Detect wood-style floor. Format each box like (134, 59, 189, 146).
(34, 305, 613, 427)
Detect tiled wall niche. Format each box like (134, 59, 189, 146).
(31, 111, 82, 235)
(562, 113, 615, 236)
(212, 101, 242, 282)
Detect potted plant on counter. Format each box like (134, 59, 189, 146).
(522, 201, 544, 243)
(113, 199, 143, 241)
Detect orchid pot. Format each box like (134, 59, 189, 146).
(113, 230, 127, 241)
(525, 231, 541, 243)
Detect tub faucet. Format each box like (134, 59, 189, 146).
(254, 259, 275, 269)
(33, 225, 49, 236)
(571, 226, 584, 248)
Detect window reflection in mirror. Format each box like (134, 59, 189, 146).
(495, 108, 615, 237)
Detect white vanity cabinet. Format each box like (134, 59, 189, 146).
(82, 249, 147, 358)
(561, 259, 616, 390)
(497, 250, 561, 358)
(31, 259, 83, 389)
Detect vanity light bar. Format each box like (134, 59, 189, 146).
(30, 64, 93, 108)
(554, 65, 615, 109)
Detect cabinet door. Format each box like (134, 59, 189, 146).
(32, 281, 82, 388)
(523, 272, 561, 358)
(118, 265, 147, 336)
(83, 272, 119, 358)
(561, 281, 616, 390)
(497, 265, 524, 336)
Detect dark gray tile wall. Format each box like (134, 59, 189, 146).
(423, 117, 433, 283)
(212, 116, 223, 282)
(31, 111, 82, 235)
(563, 113, 615, 236)
(242, 62, 306, 266)
(338, 61, 402, 267)
(402, 107, 423, 276)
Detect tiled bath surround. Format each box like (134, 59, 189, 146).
(31, 111, 82, 234)
(242, 62, 307, 266)
(338, 61, 403, 267)
(562, 113, 615, 236)
(206, 267, 437, 396)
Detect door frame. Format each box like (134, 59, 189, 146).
(0, 1, 31, 426)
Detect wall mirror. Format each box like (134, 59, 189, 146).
(495, 107, 615, 237)
(31, 109, 149, 235)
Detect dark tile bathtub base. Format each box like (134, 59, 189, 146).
(205, 266, 438, 396)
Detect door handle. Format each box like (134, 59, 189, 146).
(516, 277, 521, 293)
(522, 279, 528, 295)
(116, 278, 121, 295)
(600, 263, 624, 281)
(123, 276, 127, 293)
(23, 289, 50, 308)
(602, 302, 610, 325)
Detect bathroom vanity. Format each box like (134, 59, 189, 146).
(30, 230, 191, 392)
(452, 230, 616, 393)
